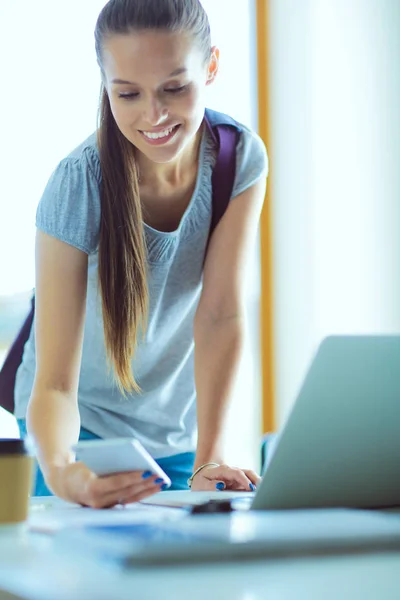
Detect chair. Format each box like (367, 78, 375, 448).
(260, 432, 278, 474)
(0, 296, 35, 414)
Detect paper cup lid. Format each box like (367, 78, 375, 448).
(0, 439, 32, 456)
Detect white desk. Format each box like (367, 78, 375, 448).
(0, 497, 400, 600)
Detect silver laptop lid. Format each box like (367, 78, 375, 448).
(252, 335, 400, 510)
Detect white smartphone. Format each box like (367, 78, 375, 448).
(72, 437, 172, 488)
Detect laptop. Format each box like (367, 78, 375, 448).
(252, 334, 400, 511)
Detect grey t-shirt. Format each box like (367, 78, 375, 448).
(14, 117, 268, 459)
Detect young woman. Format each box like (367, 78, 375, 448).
(14, 0, 268, 508)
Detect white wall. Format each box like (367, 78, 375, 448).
(202, 0, 261, 470)
(269, 0, 400, 425)
(0, 0, 107, 296)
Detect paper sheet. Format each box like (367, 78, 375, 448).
(28, 496, 185, 534)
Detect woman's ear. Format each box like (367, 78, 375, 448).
(206, 46, 220, 86)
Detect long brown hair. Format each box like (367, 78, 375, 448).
(94, 0, 211, 393)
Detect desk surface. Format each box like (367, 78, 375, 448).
(0, 497, 400, 600)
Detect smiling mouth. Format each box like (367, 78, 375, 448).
(138, 124, 181, 145)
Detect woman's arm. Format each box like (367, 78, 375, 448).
(28, 231, 163, 506)
(192, 177, 266, 490)
(27, 230, 88, 495)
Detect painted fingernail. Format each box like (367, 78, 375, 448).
(216, 482, 225, 491)
(142, 471, 152, 479)
(249, 483, 256, 491)
(161, 484, 168, 491)
(155, 478, 164, 484)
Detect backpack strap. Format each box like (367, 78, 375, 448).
(204, 108, 242, 259)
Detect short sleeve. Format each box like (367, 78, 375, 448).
(231, 125, 269, 198)
(35, 147, 101, 255)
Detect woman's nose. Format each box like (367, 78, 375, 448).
(143, 97, 169, 127)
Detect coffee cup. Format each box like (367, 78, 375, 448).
(0, 438, 34, 526)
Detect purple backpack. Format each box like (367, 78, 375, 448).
(0, 109, 241, 414)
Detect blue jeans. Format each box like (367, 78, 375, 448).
(17, 419, 195, 496)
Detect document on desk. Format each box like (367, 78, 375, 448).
(28, 496, 185, 534)
(51, 508, 400, 567)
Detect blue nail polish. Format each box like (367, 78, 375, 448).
(142, 471, 152, 479)
(249, 483, 256, 491)
(161, 483, 168, 491)
(155, 478, 164, 484)
(216, 482, 225, 491)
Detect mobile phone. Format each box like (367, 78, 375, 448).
(72, 437, 171, 488)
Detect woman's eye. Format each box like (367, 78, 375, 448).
(119, 93, 139, 100)
(164, 85, 187, 95)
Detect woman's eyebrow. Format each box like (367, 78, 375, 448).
(111, 67, 187, 86)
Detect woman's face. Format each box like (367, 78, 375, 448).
(102, 30, 218, 164)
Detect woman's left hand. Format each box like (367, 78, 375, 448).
(190, 464, 261, 492)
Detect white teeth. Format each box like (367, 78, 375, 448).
(142, 126, 175, 140)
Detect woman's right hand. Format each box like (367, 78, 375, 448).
(48, 461, 166, 508)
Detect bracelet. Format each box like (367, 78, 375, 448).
(187, 462, 220, 488)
